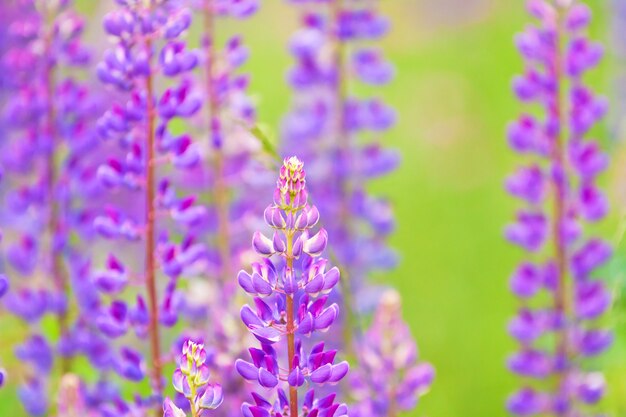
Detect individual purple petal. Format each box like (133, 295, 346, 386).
(510, 262, 542, 298)
(198, 384, 224, 409)
(0, 275, 9, 298)
(310, 364, 332, 384)
(252, 231, 275, 256)
(576, 372, 604, 404)
(163, 398, 187, 417)
(505, 212, 547, 252)
(575, 280, 610, 320)
(302, 229, 328, 256)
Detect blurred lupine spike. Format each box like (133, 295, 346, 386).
(282, 0, 400, 349)
(177, 0, 265, 414)
(237, 157, 349, 417)
(349, 290, 434, 416)
(163, 340, 223, 417)
(506, 1, 612, 415)
(95, 0, 206, 413)
(0, 0, 109, 413)
(281, 1, 432, 415)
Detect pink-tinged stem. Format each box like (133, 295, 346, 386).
(144, 37, 164, 402)
(552, 6, 570, 415)
(43, 15, 70, 375)
(204, 0, 231, 285)
(286, 231, 297, 417)
(330, 0, 357, 356)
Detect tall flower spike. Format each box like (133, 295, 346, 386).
(96, 0, 204, 413)
(282, 0, 400, 348)
(0, 0, 109, 414)
(349, 290, 434, 416)
(506, 1, 612, 415)
(237, 157, 349, 417)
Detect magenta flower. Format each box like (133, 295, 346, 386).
(506, 1, 612, 415)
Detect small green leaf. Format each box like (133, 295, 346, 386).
(250, 123, 280, 161)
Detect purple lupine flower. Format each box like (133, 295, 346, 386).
(282, 0, 399, 332)
(237, 157, 349, 416)
(506, 1, 611, 415)
(162, 340, 224, 417)
(349, 290, 434, 416)
(95, 0, 208, 412)
(0, 0, 110, 412)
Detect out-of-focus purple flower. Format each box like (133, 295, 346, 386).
(94, 0, 226, 413)
(349, 290, 433, 416)
(0, 0, 110, 413)
(237, 157, 349, 416)
(506, 2, 611, 415)
(163, 1, 269, 414)
(18, 379, 48, 417)
(0, 274, 9, 298)
(282, 0, 400, 315)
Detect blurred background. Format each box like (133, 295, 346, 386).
(2, 0, 626, 416)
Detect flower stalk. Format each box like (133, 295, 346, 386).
(144, 36, 164, 398)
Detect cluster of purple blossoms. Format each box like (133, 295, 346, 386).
(506, 1, 612, 415)
(0, 0, 107, 414)
(349, 290, 434, 417)
(236, 157, 349, 417)
(94, 0, 208, 413)
(163, 341, 223, 417)
(282, 0, 399, 318)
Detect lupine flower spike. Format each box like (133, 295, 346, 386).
(349, 290, 434, 416)
(282, 0, 400, 326)
(178, 0, 265, 412)
(237, 157, 349, 416)
(96, 0, 204, 412)
(1, 0, 106, 413)
(506, 1, 612, 415)
(163, 340, 223, 417)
